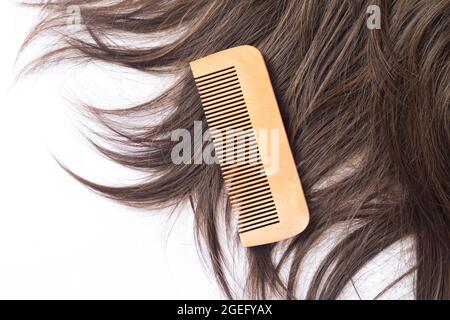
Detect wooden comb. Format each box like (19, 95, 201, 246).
(190, 45, 309, 247)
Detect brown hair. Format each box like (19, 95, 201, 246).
(20, 0, 449, 299)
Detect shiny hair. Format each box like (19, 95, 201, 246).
(21, 0, 449, 299)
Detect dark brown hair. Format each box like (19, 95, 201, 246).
(20, 0, 449, 299)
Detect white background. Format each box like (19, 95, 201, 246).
(0, 1, 415, 300)
(0, 1, 220, 299)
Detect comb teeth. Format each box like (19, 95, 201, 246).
(194, 66, 280, 234)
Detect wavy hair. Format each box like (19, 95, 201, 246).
(20, 0, 449, 299)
